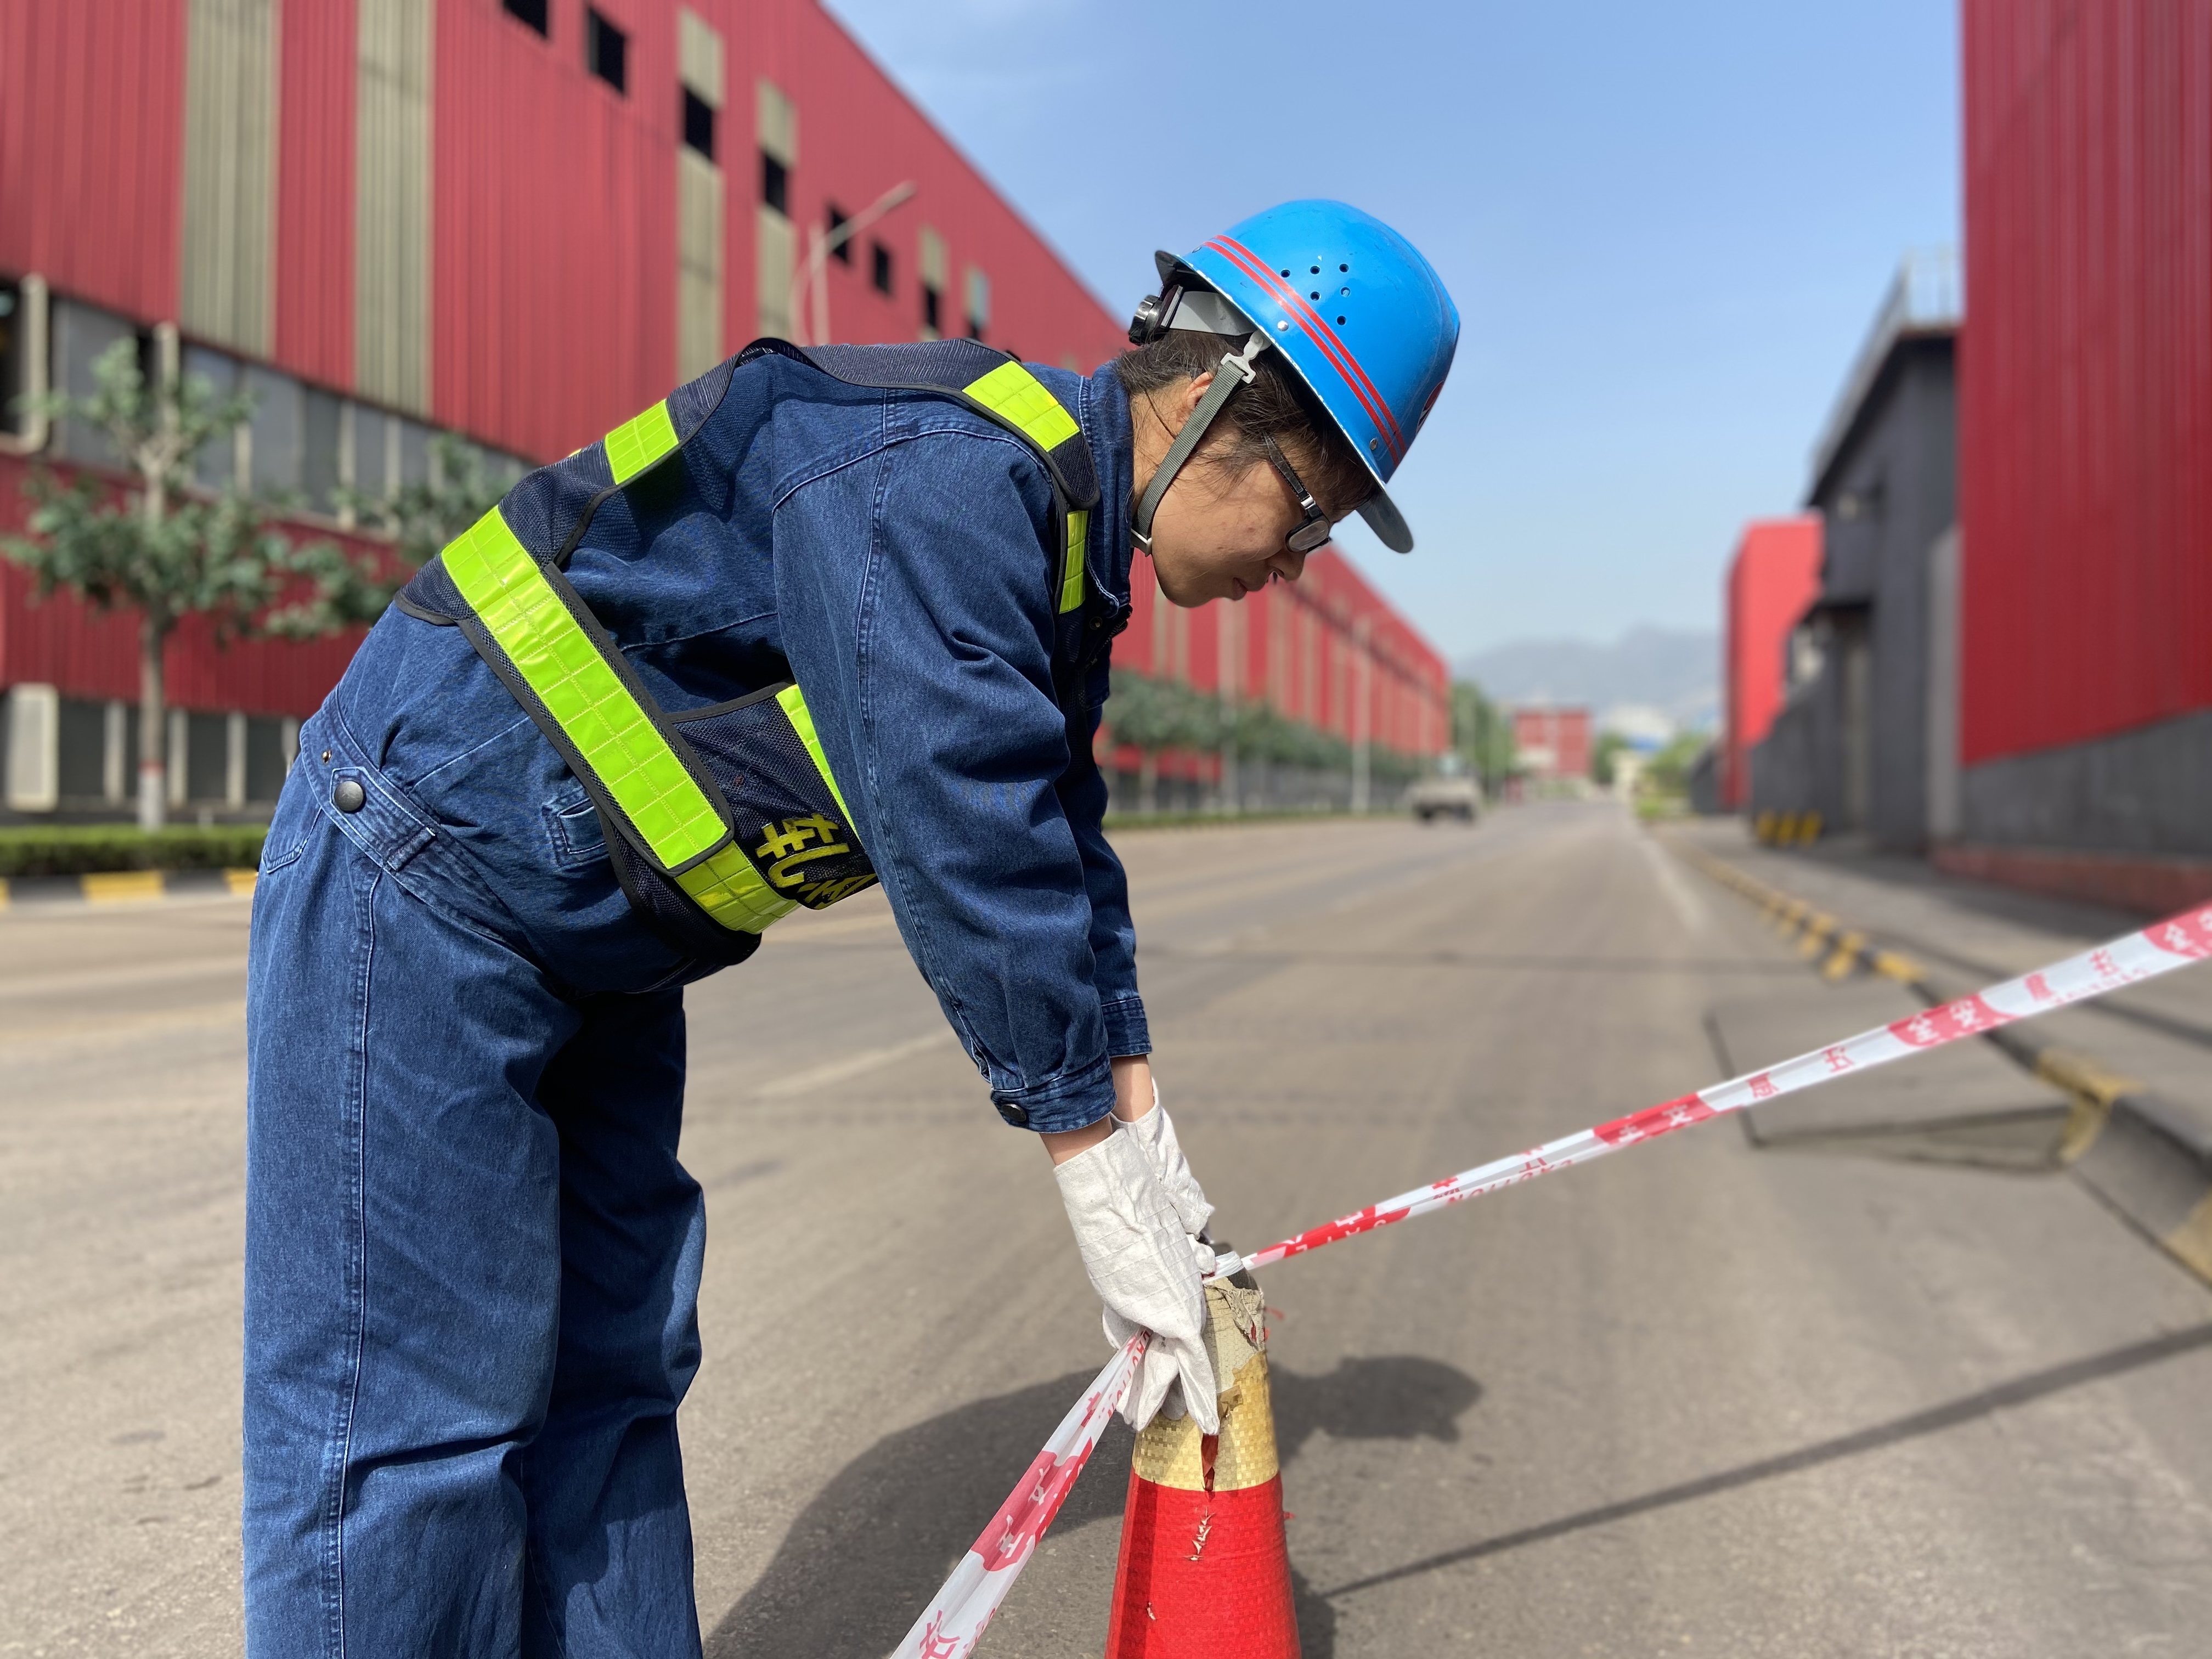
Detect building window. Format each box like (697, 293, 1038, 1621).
(964, 266, 990, 340)
(761, 151, 788, 215)
(921, 284, 941, 336)
(0, 279, 21, 439)
(503, 0, 549, 36)
(585, 9, 627, 94)
(826, 205, 851, 264)
(682, 88, 716, 161)
(871, 240, 894, 296)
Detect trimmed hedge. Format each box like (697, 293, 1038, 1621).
(0, 825, 267, 878)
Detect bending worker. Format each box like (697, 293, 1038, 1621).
(244, 199, 1457, 1654)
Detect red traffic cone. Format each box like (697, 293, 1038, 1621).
(1105, 1269, 1297, 1658)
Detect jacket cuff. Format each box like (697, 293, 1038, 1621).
(1101, 994, 1151, 1059)
(990, 1049, 1116, 1134)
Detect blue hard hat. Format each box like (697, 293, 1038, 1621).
(1154, 200, 1459, 553)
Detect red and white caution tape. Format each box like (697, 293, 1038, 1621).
(891, 904, 2212, 1657)
(893, 1336, 1147, 1657)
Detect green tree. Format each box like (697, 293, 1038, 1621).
(3, 340, 382, 828)
(1105, 669, 1229, 811)
(1643, 731, 1707, 798)
(1592, 730, 1629, 788)
(1449, 680, 1516, 793)
(338, 430, 512, 576)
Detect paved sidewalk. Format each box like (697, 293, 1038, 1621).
(1664, 816, 2212, 1284)
(1666, 819, 2212, 1120)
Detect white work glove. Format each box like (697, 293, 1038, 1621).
(1124, 1080, 1215, 1253)
(1054, 1125, 1221, 1435)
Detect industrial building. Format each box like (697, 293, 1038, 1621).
(1511, 706, 1591, 783)
(1730, 0, 2211, 910)
(1945, 0, 2212, 910)
(0, 0, 1445, 823)
(1719, 516, 1820, 812)
(1750, 252, 1957, 851)
(1102, 551, 1449, 813)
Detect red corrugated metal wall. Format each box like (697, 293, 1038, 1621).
(0, 0, 1441, 751)
(1960, 0, 2212, 766)
(1722, 515, 1821, 808)
(725, 0, 1129, 375)
(0, 0, 185, 325)
(1104, 550, 1449, 776)
(1510, 707, 1591, 780)
(432, 0, 1131, 464)
(275, 0, 357, 389)
(435, 0, 678, 460)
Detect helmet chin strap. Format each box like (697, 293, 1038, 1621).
(1130, 332, 1270, 556)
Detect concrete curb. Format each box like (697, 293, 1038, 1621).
(0, 868, 258, 909)
(1669, 837, 2212, 1288)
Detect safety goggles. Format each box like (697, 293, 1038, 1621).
(1262, 435, 1336, 554)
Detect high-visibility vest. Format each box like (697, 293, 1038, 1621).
(397, 339, 1102, 967)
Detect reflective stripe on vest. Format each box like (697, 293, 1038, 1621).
(1059, 509, 1088, 614)
(605, 400, 680, 484)
(442, 501, 795, 934)
(963, 359, 1082, 453)
(447, 359, 1087, 939)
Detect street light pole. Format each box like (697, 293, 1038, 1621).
(1352, 616, 1373, 814)
(791, 179, 917, 347)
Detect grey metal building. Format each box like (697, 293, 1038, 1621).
(1751, 252, 1959, 855)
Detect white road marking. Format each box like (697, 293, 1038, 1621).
(751, 1029, 958, 1098)
(1641, 833, 1712, 934)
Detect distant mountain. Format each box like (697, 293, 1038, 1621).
(1457, 627, 1719, 738)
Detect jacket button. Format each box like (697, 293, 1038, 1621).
(333, 778, 366, 814)
(997, 1101, 1030, 1127)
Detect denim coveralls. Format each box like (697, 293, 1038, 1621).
(243, 357, 1146, 1655)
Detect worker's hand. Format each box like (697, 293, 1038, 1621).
(1120, 1079, 1215, 1248)
(1053, 1125, 1221, 1434)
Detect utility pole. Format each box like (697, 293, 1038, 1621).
(1218, 603, 1240, 815)
(1351, 616, 1373, 814)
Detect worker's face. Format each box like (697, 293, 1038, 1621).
(1146, 455, 1314, 607)
(1136, 374, 1327, 607)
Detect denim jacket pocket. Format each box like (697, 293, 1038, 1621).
(544, 793, 608, 868)
(256, 757, 316, 876)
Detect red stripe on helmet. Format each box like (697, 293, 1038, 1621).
(1207, 236, 1407, 462)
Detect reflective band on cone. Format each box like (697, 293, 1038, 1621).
(1106, 1280, 1298, 1659)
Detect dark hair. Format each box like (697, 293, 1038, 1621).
(1114, 330, 1373, 518)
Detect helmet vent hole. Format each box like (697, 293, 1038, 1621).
(1337, 316, 1346, 325)
(1339, 263, 1350, 272)
(1310, 265, 1321, 274)
(1280, 269, 1291, 278)
(1310, 290, 1320, 300)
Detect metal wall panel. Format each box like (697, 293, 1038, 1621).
(1111, 548, 1448, 764)
(1960, 0, 2212, 766)
(181, 0, 280, 356)
(0, 0, 185, 324)
(356, 0, 432, 414)
(431, 0, 673, 460)
(276, 0, 358, 388)
(677, 148, 725, 380)
(1723, 516, 1822, 810)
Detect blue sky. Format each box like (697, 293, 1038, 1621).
(823, 0, 1959, 662)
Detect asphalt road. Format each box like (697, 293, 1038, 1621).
(4, 801, 2210, 1656)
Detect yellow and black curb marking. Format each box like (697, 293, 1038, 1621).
(1672, 838, 2212, 1289)
(0, 868, 258, 910)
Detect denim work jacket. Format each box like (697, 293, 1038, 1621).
(374, 354, 1146, 1133)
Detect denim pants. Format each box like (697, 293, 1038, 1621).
(245, 611, 714, 1657)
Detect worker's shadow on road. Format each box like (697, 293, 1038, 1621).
(704, 1353, 1479, 1659)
